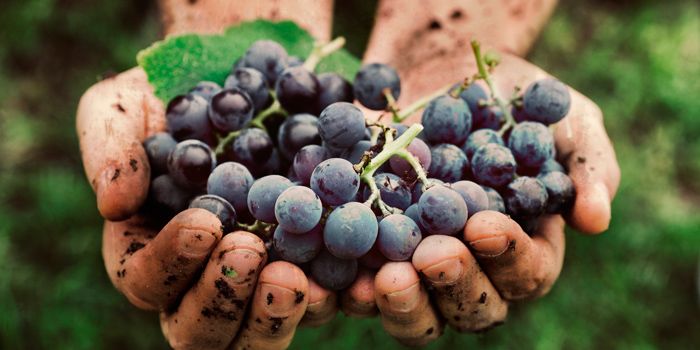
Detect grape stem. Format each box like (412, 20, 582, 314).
(360, 123, 424, 215)
(394, 83, 453, 122)
(235, 220, 273, 239)
(383, 88, 401, 121)
(303, 37, 346, 71)
(396, 149, 432, 188)
(470, 40, 516, 136)
(214, 130, 240, 155)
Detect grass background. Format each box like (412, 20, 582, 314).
(1, 0, 699, 348)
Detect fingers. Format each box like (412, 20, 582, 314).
(230, 261, 309, 350)
(300, 277, 338, 327)
(77, 67, 165, 220)
(160, 232, 267, 350)
(374, 262, 443, 347)
(554, 90, 621, 234)
(463, 211, 565, 300)
(412, 235, 508, 332)
(340, 268, 378, 318)
(103, 208, 223, 310)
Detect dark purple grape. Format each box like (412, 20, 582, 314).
(189, 194, 237, 233)
(189, 81, 222, 100)
(293, 145, 327, 185)
(522, 79, 571, 125)
(421, 94, 472, 145)
(358, 243, 387, 270)
(428, 144, 470, 182)
(247, 175, 293, 223)
(363, 173, 412, 211)
(241, 40, 289, 85)
(275, 186, 323, 233)
(323, 202, 378, 259)
(471, 143, 516, 188)
(537, 171, 575, 213)
(166, 94, 215, 145)
(168, 140, 216, 190)
(277, 113, 321, 160)
(377, 214, 422, 261)
(389, 138, 431, 180)
(272, 223, 323, 264)
(275, 66, 320, 114)
(417, 185, 468, 236)
(474, 105, 505, 130)
(539, 158, 566, 174)
(143, 132, 177, 176)
(507, 121, 554, 169)
(481, 186, 506, 213)
(149, 174, 194, 214)
(353, 63, 401, 110)
(457, 83, 488, 116)
(404, 203, 428, 234)
(310, 250, 358, 290)
(411, 178, 445, 203)
(462, 129, 504, 159)
(318, 102, 366, 149)
(340, 140, 372, 164)
(206, 162, 253, 215)
(451, 180, 489, 218)
(229, 128, 274, 170)
(316, 72, 354, 113)
(503, 176, 549, 217)
(208, 88, 254, 133)
(310, 158, 360, 206)
(224, 68, 271, 111)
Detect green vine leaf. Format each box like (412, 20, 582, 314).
(137, 20, 361, 103)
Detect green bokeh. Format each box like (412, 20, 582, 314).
(1, 0, 698, 349)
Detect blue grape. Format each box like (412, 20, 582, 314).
(272, 223, 323, 264)
(428, 144, 470, 182)
(353, 63, 401, 110)
(277, 113, 321, 160)
(391, 123, 409, 137)
(404, 203, 428, 234)
(166, 94, 215, 145)
(246, 175, 293, 223)
(539, 158, 566, 174)
(208, 88, 254, 133)
(503, 176, 548, 217)
(310, 250, 358, 290)
(481, 186, 506, 213)
(537, 171, 575, 213)
(189, 81, 222, 100)
(451, 180, 489, 217)
(189, 194, 237, 233)
(241, 40, 289, 85)
(224, 68, 271, 111)
(474, 105, 505, 130)
(310, 158, 360, 206)
(340, 140, 372, 164)
(462, 129, 504, 159)
(293, 145, 327, 185)
(207, 161, 253, 214)
(317, 72, 354, 113)
(421, 94, 472, 145)
(275, 66, 320, 114)
(318, 102, 366, 148)
(168, 140, 216, 190)
(417, 185, 468, 235)
(364, 173, 412, 211)
(143, 132, 177, 176)
(149, 174, 194, 214)
(522, 79, 571, 125)
(377, 214, 422, 261)
(252, 148, 282, 178)
(411, 178, 445, 203)
(389, 138, 431, 180)
(275, 186, 323, 233)
(471, 143, 516, 188)
(229, 128, 274, 170)
(323, 202, 378, 259)
(457, 83, 488, 116)
(507, 121, 554, 169)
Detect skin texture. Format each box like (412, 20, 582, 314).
(78, 0, 620, 348)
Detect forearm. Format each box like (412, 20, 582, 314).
(158, 0, 334, 41)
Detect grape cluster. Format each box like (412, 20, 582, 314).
(142, 38, 575, 291)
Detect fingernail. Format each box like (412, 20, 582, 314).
(260, 283, 298, 316)
(469, 235, 509, 257)
(220, 249, 263, 283)
(178, 228, 217, 257)
(385, 283, 420, 312)
(421, 258, 463, 284)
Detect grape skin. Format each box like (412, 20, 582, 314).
(293, 145, 327, 185)
(522, 78, 571, 125)
(275, 66, 320, 114)
(353, 63, 401, 110)
(323, 202, 378, 259)
(411, 178, 445, 203)
(462, 129, 504, 159)
(246, 175, 293, 223)
(451, 180, 489, 218)
(471, 143, 516, 188)
(377, 214, 422, 261)
(316, 72, 354, 113)
(340, 140, 372, 164)
(206, 161, 253, 215)
(149, 174, 194, 214)
(240, 40, 289, 85)
(364, 173, 412, 211)
(404, 203, 429, 234)
(421, 94, 472, 145)
(503, 176, 549, 217)
(230, 128, 274, 171)
(481, 185, 506, 213)
(428, 144, 470, 183)
(417, 185, 468, 235)
(224, 67, 271, 112)
(318, 102, 367, 149)
(143, 132, 177, 176)
(537, 171, 575, 213)
(168, 140, 217, 190)
(189, 194, 237, 234)
(310, 250, 358, 291)
(208, 88, 254, 133)
(166, 94, 216, 145)
(389, 138, 431, 180)
(277, 113, 321, 160)
(507, 121, 554, 169)
(274, 186, 323, 233)
(310, 158, 360, 206)
(189, 81, 222, 101)
(272, 223, 323, 264)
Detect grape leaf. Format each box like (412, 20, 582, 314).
(137, 20, 361, 103)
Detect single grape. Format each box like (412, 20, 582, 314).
(363, 173, 412, 211)
(189, 194, 237, 233)
(353, 63, 401, 110)
(143, 132, 177, 176)
(507, 121, 554, 169)
(149, 174, 194, 214)
(537, 171, 575, 213)
(323, 202, 378, 259)
(481, 186, 506, 213)
(462, 129, 504, 159)
(411, 178, 445, 203)
(224, 67, 271, 111)
(189, 81, 222, 100)
(310, 250, 358, 290)
(272, 223, 323, 264)
(404, 203, 428, 234)
(451, 180, 489, 217)
(474, 105, 505, 130)
(229, 128, 274, 170)
(503, 176, 549, 217)
(421, 94, 472, 145)
(275, 186, 323, 233)
(206, 162, 253, 215)
(293, 145, 327, 185)
(208, 88, 254, 133)
(240, 40, 289, 85)
(322, 141, 346, 158)
(389, 138, 431, 180)
(340, 140, 372, 164)
(316, 72, 354, 113)
(310, 158, 360, 206)
(457, 83, 488, 117)
(428, 144, 470, 182)
(318, 102, 366, 148)
(246, 175, 293, 223)
(417, 185, 468, 235)
(277, 113, 321, 160)
(522, 78, 571, 125)
(166, 94, 215, 145)
(512, 106, 528, 123)
(250, 148, 282, 178)
(275, 66, 320, 114)
(471, 143, 516, 188)
(168, 140, 216, 190)
(377, 214, 422, 261)
(539, 158, 566, 174)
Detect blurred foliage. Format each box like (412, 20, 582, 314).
(0, 0, 698, 349)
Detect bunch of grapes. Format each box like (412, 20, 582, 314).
(142, 38, 575, 291)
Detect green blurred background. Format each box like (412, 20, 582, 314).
(1, 0, 699, 348)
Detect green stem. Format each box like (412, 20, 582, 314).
(215, 130, 241, 155)
(303, 37, 346, 71)
(395, 83, 453, 122)
(215, 94, 286, 155)
(471, 40, 516, 136)
(396, 149, 431, 187)
(383, 89, 401, 121)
